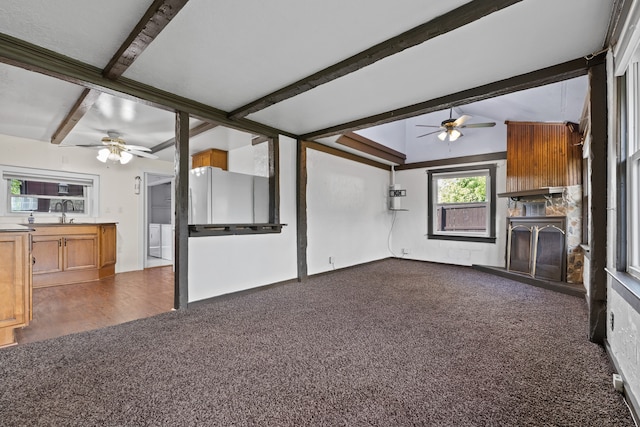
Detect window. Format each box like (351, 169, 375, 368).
(427, 164, 496, 243)
(627, 58, 640, 279)
(1, 166, 99, 218)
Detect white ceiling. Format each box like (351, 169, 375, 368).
(0, 0, 615, 165)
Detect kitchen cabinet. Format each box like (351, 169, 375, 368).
(31, 223, 116, 288)
(192, 148, 228, 170)
(99, 223, 117, 270)
(0, 227, 31, 347)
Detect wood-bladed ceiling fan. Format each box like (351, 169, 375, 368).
(416, 109, 496, 142)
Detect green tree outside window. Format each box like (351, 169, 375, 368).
(437, 176, 486, 203)
(10, 179, 22, 195)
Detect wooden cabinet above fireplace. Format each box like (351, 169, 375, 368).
(505, 121, 582, 194)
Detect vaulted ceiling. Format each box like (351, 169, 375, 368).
(0, 0, 621, 164)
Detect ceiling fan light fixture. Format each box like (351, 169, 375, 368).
(119, 151, 133, 164)
(97, 148, 110, 163)
(438, 131, 447, 141)
(449, 129, 462, 142)
(97, 144, 134, 164)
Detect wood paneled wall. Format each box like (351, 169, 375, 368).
(506, 122, 582, 192)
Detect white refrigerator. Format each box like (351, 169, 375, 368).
(189, 166, 269, 224)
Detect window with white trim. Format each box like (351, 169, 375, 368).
(427, 164, 496, 243)
(1, 166, 100, 218)
(627, 57, 640, 279)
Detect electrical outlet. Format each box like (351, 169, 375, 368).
(329, 256, 334, 264)
(610, 312, 614, 331)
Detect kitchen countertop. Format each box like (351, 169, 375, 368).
(0, 224, 34, 232)
(29, 222, 118, 226)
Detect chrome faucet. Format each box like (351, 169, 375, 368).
(60, 212, 66, 224)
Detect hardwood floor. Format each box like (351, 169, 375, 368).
(16, 266, 174, 345)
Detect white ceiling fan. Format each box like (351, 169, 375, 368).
(84, 131, 159, 164)
(416, 108, 496, 142)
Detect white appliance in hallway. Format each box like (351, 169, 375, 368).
(146, 176, 174, 266)
(149, 223, 173, 261)
(160, 224, 172, 261)
(149, 223, 161, 258)
(189, 166, 269, 224)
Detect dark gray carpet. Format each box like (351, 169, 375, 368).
(0, 259, 634, 426)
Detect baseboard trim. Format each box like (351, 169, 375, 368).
(472, 264, 586, 298)
(605, 339, 640, 426)
(188, 277, 299, 307)
(307, 257, 393, 278)
(188, 257, 394, 307)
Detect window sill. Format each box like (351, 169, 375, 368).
(427, 234, 496, 244)
(189, 223, 286, 237)
(606, 268, 640, 313)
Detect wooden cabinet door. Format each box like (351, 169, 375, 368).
(210, 149, 228, 170)
(192, 149, 228, 170)
(31, 235, 64, 274)
(99, 224, 117, 267)
(191, 151, 205, 168)
(0, 233, 29, 330)
(63, 234, 98, 271)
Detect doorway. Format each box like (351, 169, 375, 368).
(144, 173, 175, 269)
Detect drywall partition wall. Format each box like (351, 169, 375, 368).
(392, 160, 508, 267)
(187, 136, 297, 302)
(306, 148, 391, 275)
(227, 143, 269, 177)
(0, 134, 174, 273)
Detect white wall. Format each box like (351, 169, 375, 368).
(608, 282, 640, 407)
(0, 134, 174, 273)
(227, 143, 269, 177)
(187, 135, 298, 302)
(392, 160, 508, 267)
(306, 148, 392, 274)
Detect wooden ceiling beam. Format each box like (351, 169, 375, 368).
(150, 121, 218, 153)
(50, 88, 102, 145)
(301, 55, 603, 141)
(0, 32, 292, 139)
(104, 0, 190, 79)
(251, 135, 269, 145)
(336, 132, 406, 164)
(49, 0, 190, 144)
(228, 0, 523, 120)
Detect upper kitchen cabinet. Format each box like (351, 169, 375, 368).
(192, 148, 228, 170)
